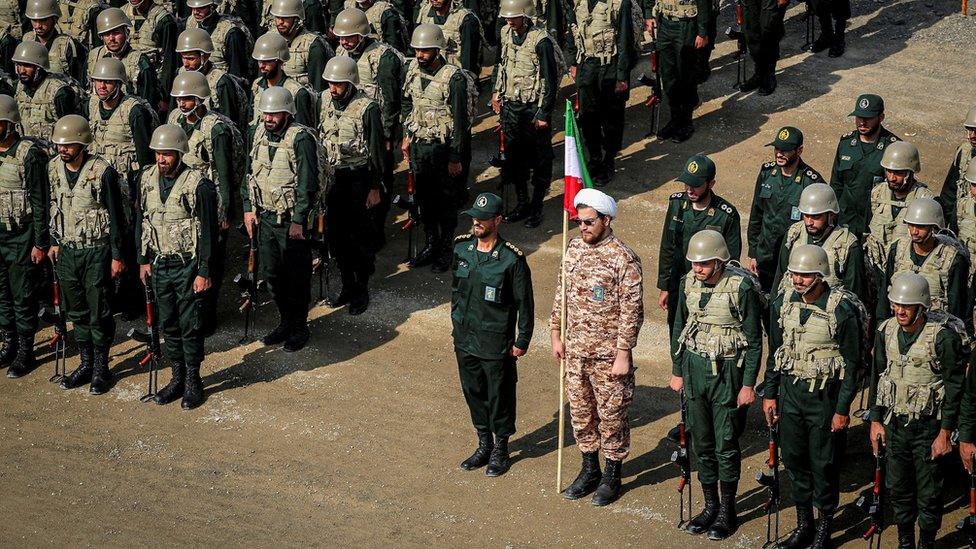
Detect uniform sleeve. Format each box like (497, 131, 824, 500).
(544, 0, 565, 42)
(947, 253, 971, 332)
(101, 166, 125, 261)
(940, 148, 962, 232)
(763, 296, 784, 399)
(448, 71, 469, 162)
(656, 200, 677, 290)
(834, 303, 864, 416)
(534, 37, 558, 121)
(215, 75, 243, 121)
(153, 14, 179, 97)
(563, 1, 578, 64)
(614, 0, 636, 81)
(875, 246, 896, 322)
(739, 280, 763, 387)
(512, 255, 534, 351)
(843, 240, 867, 304)
(224, 27, 251, 80)
(66, 38, 86, 84)
(771, 240, 789, 296)
(377, 50, 404, 138)
(210, 123, 235, 222)
(868, 328, 886, 420)
(615, 254, 644, 351)
(746, 171, 764, 259)
(305, 0, 327, 32)
(130, 104, 157, 169)
(829, 140, 844, 189)
(724, 207, 742, 262)
(290, 131, 319, 224)
(24, 147, 50, 248)
(960, 354, 976, 443)
(305, 37, 334, 92)
(458, 14, 481, 74)
(53, 86, 77, 118)
(134, 171, 148, 265)
(381, 10, 407, 52)
(295, 88, 318, 128)
(195, 177, 219, 278)
(363, 102, 385, 186)
(937, 328, 968, 431)
(136, 54, 162, 109)
(550, 244, 571, 331)
(695, 0, 710, 37)
(400, 65, 413, 128)
(670, 276, 687, 375)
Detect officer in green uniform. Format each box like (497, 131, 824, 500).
(250, 31, 318, 133)
(670, 230, 761, 540)
(829, 93, 900, 238)
(243, 86, 320, 352)
(186, 0, 253, 80)
(272, 0, 334, 93)
(451, 191, 533, 478)
(12, 40, 79, 147)
(738, 0, 786, 95)
(351, 0, 409, 53)
(49, 114, 126, 395)
(415, 0, 482, 75)
(317, 56, 383, 315)
(175, 27, 249, 131)
(938, 105, 976, 233)
(86, 7, 163, 110)
(747, 126, 823, 293)
(763, 244, 865, 549)
(401, 24, 471, 273)
(135, 124, 218, 410)
(123, 0, 180, 104)
(657, 153, 741, 337)
(0, 95, 50, 379)
(491, 0, 558, 229)
(24, 0, 87, 83)
(868, 272, 968, 549)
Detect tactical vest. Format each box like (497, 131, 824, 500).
(60, 0, 107, 48)
(139, 164, 204, 258)
(15, 76, 73, 144)
(169, 109, 243, 224)
(318, 91, 373, 169)
(23, 32, 81, 78)
(250, 77, 311, 126)
(187, 15, 252, 73)
(248, 122, 315, 222)
(865, 181, 932, 269)
(0, 139, 37, 229)
(956, 193, 976, 275)
(48, 154, 112, 245)
(773, 289, 849, 391)
(86, 46, 145, 97)
(417, 6, 479, 69)
(955, 141, 974, 200)
(890, 235, 963, 313)
(654, 0, 698, 19)
(779, 222, 857, 293)
(571, 0, 620, 64)
(177, 65, 248, 121)
(0, 0, 22, 40)
(280, 30, 328, 87)
(675, 267, 751, 373)
(123, 1, 175, 74)
(337, 40, 403, 136)
(403, 60, 463, 143)
(364, 0, 397, 39)
(497, 26, 550, 105)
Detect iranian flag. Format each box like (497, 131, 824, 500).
(563, 100, 593, 219)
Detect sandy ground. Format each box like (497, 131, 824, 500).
(3, 1, 976, 546)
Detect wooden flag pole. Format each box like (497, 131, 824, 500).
(556, 208, 568, 492)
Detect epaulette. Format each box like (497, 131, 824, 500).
(842, 130, 857, 139)
(762, 161, 776, 169)
(804, 169, 820, 181)
(454, 233, 473, 242)
(669, 192, 685, 200)
(889, 135, 898, 142)
(504, 241, 524, 257)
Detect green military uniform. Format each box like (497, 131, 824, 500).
(179, 63, 249, 132)
(14, 76, 79, 146)
(0, 5, 23, 76)
(416, 1, 482, 74)
(348, 0, 409, 52)
(863, 180, 932, 272)
(84, 93, 157, 210)
(250, 75, 318, 132)
(260, 0, 327, 34)
(876, 236, 970, 327)
(772, 222, 865, 303)
(279, 27, 334, 92)
(694, 0, 717, 82)
(59, 0, 105, 50)
(87, 45, 163, 109)
(739, 0, 785, 93)
(939, 139, 976, 234)
(22, 29, 87, 83)
(189, 11, 253, 80)
(123, 0, 180, 99)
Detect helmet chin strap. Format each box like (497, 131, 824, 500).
(796, 274, 822, 296)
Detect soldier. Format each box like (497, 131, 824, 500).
(656, 154, 741, 336)
(186, 0, 254, 80)
(763, 244, 865, 549)
(271, 0, 334, 92)
(416, 0, 482, 76)
(0, 1, 23, 75)
(23, 0, 87, 83)
(938, 105, 976, 232)
(250, 31, 317, 131)
(12, 40, 80, 146)
(175, 28, 248, 128)
(492, 0, 559, 229)
(48, 114, 126, 394)
(670, 230, 762, 539)
(135, 124, 218, 409)
(565, 0, 639, 185)
(647, 0, 711, 142)
(243, 86, 320, 352)
(58, 0, 106, 50)
(317, 56, 382, 315)
(347, 0, 408, 53)
(738, 0, 787, 95)
(451, 192, 533, 477)
(86, 7, 163, 109)
(259, 0, 326, 35)
(400, 24, 472, 273)
(808, 0, 848, 58)
(0, 95, 50, 379)
(829, 93, 900, 238)
(954, 163, 976, 274)
(747, 126, 823, 294)
(122, 0, 179, 99)
(551, 188, 643, 506)
(868, 273, 968, 549)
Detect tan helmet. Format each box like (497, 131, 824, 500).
(902, 197, 945, 229)
(410, 23, 446, 50)
(185, 0, 217, 8)
(798, 183, 840, 215)
(270, 0, 304, 19)
(258, 86, 296, 115)
(499, 0, 535, 18)
(175, 28, 214, 54)
(150, 124, 189, 154)
(51, 114, 93, 145)
(685, 229, 730, 263)
(880, 141, 921, 173)
(964, 105, 976, 129)
(96, 7, 131, 35)
(25, 0, 60, 20)
(0, 94, 20, 124)
(887, 272, 931, 309)
(322, 56, 359, 85)
(965, 160, 976, 185)
(333, 7, 370, 37)
(170, 70, 211, 98)
(12, 40, 50, 71)
(252, 31, 290, 61)
(90, 57, 128, 82)
(787, 244, 829, 277)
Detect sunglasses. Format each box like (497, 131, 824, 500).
(575, 216, 602, 227)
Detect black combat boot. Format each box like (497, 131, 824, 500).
(707, 481, 738, 540)
(777, 504, 815, 549)
(739, 72, 763, 92)
(0, 329, 15, 366)
(284, 319, 310, 352)
(917, 528, 936, 549)
(810, 511, 834, 549)
(759, 74, 778, 96)
(671, 123, 695, 143)
(329, 271, 356, 308)
(89, 346, 113, 395)
(896, 523, 915, 549)
(656, 120, 679, 141)
(563, 451, 601, 500)
(810, 30, 833, 53)
(60, 343, 94, 389)
(591, 458, 622, 506)
(431, 236, 453, 273)
(686, 482, 719, 534)
(181, 362, 204, 410)
(503, 190, 531, 223)
(485, 435, 511, 477)
(828, 20, 846, 58)
(6, 333, 36, 378)
(262, 315, 290, 346)
(409, 229, 439, 268)
(459, 431, 493, 470)
(153, 361, 186, 405)
(348, 275, 369, 316)
(595, 156, 616, 187)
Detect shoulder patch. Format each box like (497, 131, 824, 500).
(504, 241, 524, 257)
(842, 130, 856, 139)
(720, 203, 734, 215)
(762, 161, 775, 169)
(670, 192, 685, 200)
(454, 233, 473, 242)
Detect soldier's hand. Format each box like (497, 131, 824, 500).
(110, 259, 125, 279)
(658, 290, 669, 311)
(287, 222, 305, 240)
(776, 0, 787, 6)
(30, 246, 45, 265)
(491, 93, 502, 114)
(139, 264, 151, 285)
(694, 36, 709, 50)
(550, 330, 565, 360)
(611, 349, 631, 377)
(830, 413, 849, 432)
(510, 346, 526, 357)
(243, 212, 258, 238)
(366, 189, 381, 209)
(869, 421, 886, 456)
(931, 428, 953, 460)
(748, 258, 759, 276)
(533, 119, 548, 130)
(614, 80, 628, 94)
(570, 65, 577, 80)
(448, 161, 462, 178)
(401, 137, 411, 160)
(961, 442, 976, 471)
(221, 220, 230, 231)
(762, 399, 778, 425)
(48, 245, 59, 264)
(193, 276, 211, 294)
(737, 386, 756, 408)
(669, 374, 683, 393)
(644, 18, 655, 34)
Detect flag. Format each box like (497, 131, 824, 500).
(563, 100, 593, 219)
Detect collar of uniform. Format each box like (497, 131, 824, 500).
(468, 236, 504, 259)
(790, 285, 830, 308)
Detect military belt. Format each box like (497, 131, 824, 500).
(59, 237, 109, 250)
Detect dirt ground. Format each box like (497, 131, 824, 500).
(3, 1, 976, 547)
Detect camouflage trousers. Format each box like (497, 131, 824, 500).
(565, 355, 635, 461)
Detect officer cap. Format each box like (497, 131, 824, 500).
(333, 7, 370, 37)
(322, 56, 359, 85)
(270, 0, 305, 19)
(574, 188, 617, 218)
(0, 95, 20, 124)
(902, 197, 945, 230)
(11, 40, 50, 71)
(252, 31, 290, 61)
(499, 0, 536, 18)
(787, 244, 829, 277)
(150, 124, 189, 154)
(170, 70, 211, 99)
(798, 183, 839, 215)
(185, 0, 218, 8)
(96, 7, 132, 35)
(887, 272, 931, 309)
(464, 192, 503, 220)
(90, 57, 128, 82)
(410, 23, 446, 50)
(685, 229, 730, 263)
(258, 86, 296, 115)
(175, 28, 214, 54)
(880, 141, 920, 173)
(965, 160, 976, 185)
(850, 93, 884, 117)
(965, 105, 976, 129)
(676, 153, 716, 188)
(51, 114, 93, 145)
(25, 0, 60, 20)
(766, 126, 803, 151)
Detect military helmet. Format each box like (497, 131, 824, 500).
(90, 57, 128, 82)
(185, 0, 218, 8)
(887, 272, 931, 309)
(902, 197, 945, 229)
(964, 105, 976, 129)
(965, 160, 976, 185)
(25, 0, 60, 20)
(798, 183, 839, 215)
(150, 124, 189, 154)
(11, 40, 50, 71)
(258, 86, 296, 115)
(0, 95, 21, 124)
(685, 229, 731, 263)
(410, 23, 446, 50)
(322, 56, 359, 85)
(333, 8, 370, 37)
(270, 0, 305, 18)
(51, 114, 92, 145)
(170, 70, 211, 98)
(787, 244, 829, 277)
(175, 28, 214, 54)
(96, 7, 132, 35)
(252, 31, 290, 61)
(880, 141, 921, 173)
(499, 0, 536, 18)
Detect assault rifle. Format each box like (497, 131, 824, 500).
(726, 0, 747, 88)
(756, 407, 780, 547)
(393, 168, 420, 262)
(669, 390, 693, 528)
(856, 435, 886, 549)
(638, 26, 662, 136)
(128, 275, 161, 402)
(957, 455, 976, 548)
(38, 262, 67, 382)
(310, 211, 332, 304)
(234, 222, 259, 342)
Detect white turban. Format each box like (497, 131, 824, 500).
(573, 188, 618, 218)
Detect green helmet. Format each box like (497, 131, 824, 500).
(965, 105, 976, 129)
(175, 28, 214, 54)
(252, 31, 290, 61)
(0, 94, 20, 124)
(887, 272, 931, 309)
(322, 56, 359, 85)
(787, 244, 829, 277)
(798, 183, 839, 215)
(902, 197, 945, 229)
(51, 114, 92, 145)
(11, 40, 50, 71)
(685, 229, 730, 262)
(965, 160, 976, 185)
(150, 124, 189, 154)
(270, 0, 304, 18)
(185, 0, 217, 8)
(170, 70, 211, 98)
(410, 23, 446, 50)
(90, 57, 128, 82)
(499, 0, 535, 18)
(25, 0, 60, 20)
(880, 141, 921, 173)
(333, 8, 370, 37)
(96, 7, 131, 35)
(258, 86, 296, 115)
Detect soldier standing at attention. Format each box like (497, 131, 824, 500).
(23, 0, 87, 83)
(186, 0, 254, 80)
(415, 0, 482, 76)
(174, 28, 248, 129)
(271, 0, 334, 93)
(12, 40, 79, 147)
(451, 192, 533, 478)
(738, 0, 786, 95)
(348, 0, 408, 53)
(122, 0, 180, 101)
(952, 162, 976, 273)
(86, 8, 163, 110)
(250, 31, 318, 131)
(938, 105, 976, 232)
(808, 0, 848, 57)
(551, 188, 643, 507)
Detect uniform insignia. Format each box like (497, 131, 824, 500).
(841, 155, 851, 161)
(707, 208, 715, 216)
(720, 203, 734, 214)
(779, 128, 790, 140)
(795, 176, 800, 183)
(476, 195, 488, 207)
(890, 136, 897, 142)
(491, 250, 499, 259)
(772, 168, 778, 176)
(877, 142, 884, 150)
(458, 260, 468, 269)
(454, 233, 472, 242)
(688, 161, 699, 174)
(592, 286, 605, 301)
(669, 192, 685, 200)
(504, 241, 524, 256)
(859, 98, 870, 109)
(842, 130, 856, 138)
(484, 286, 497, 301)
(791, 206, 801, 221)
(763, 161, 775, 168)
(468, 244, 474, 251)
